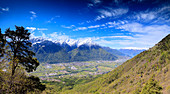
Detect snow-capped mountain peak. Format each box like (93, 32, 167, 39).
(76, 38, 95, 47)
(30, 37, 96, 47)
(30, 37, 46, 45)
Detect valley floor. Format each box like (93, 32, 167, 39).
(29, 59, 128, 93)
(30, 58, 128, 79)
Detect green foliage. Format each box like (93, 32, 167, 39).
(26, 76, 46, 92)
(42, 75, 100, 93)
(140, 77, 162, 94)
(157, 34, 170, 51)
(0, 64, 46, 94)
(5, 26, 39, 73)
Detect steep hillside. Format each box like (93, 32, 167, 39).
(64, 34, 170, 94)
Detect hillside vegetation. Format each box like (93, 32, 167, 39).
(62, 34, 170, 94)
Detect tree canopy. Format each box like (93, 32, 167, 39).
(0, 29, 6, 57)
(0, 26, 45, 93)
(4, 26, 39, 74)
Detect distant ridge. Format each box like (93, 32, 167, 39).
(30, 37, 144, 63)
(118, 49, 145, 57)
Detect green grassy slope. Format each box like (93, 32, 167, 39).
(63, 34, 170, 94)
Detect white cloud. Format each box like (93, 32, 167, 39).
(100, 36, 134, 39)
(101, 24, 105, 26)
(26, 27, 48, 31)
(134, 11, 156, 22)
(48, 32, 69, 41)
(87, 0, 101, 8)
(73, 24, 103, 31)
(95, 8, 128, 21)
(132, 6, 170, 23)
(118, 22, 170, 33)
(86, 21, 91, 23)
(94, 22, 170, 49)
(154, 6, 170, 23)
(1, 7, 9, 11)
(73, 27, 88, 31)
(30, 11, 36, 15)
(30, 11, 37, 21)
(26, 27, 49, 39)
(26, 27, 37, 38)
(39, 31, 46, 38)
(91, 0, 101, 4)
(29, 30, 70, 43)
(95, 15, 105, 20)
(26, 27, 36, 32)
(88, 25, 100, 29)
(117, 22, 143, 32)
(88, 3, 94, 7)
(73, 21, 128, 31)
(61, 25, 75, 29)
(37, 28, 48, 31)
(47, 16, 60, 23)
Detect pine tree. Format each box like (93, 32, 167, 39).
(5, 26, 39, 76)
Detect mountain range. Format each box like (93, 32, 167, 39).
(30, 38, 116, 63)
(30, 38, 144, 63)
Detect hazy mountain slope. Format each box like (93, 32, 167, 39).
(64, 34, 170, 94)
(69, 45, 117, 61)
(102, 47, 131, 59)
(118, 49, 145, 57)
(102, 47, 127, 56)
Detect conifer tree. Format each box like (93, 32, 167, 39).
(5, 26, 39, 76)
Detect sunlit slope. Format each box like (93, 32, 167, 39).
(63, 34, 170, 94)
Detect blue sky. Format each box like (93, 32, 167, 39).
(0, 0, 170, 49)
